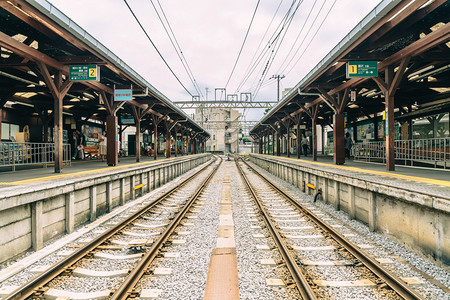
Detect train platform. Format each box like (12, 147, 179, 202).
(0, 155, 185, 189)
(253, 154, 450, 198)
(0, 153, 448, 193)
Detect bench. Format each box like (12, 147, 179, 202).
(84, 146, 99, 159)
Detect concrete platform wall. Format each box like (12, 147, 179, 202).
(0, 154, 211, 264)
(249, 154, 450, 267)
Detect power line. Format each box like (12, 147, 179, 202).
(234, 0, 285, 93)
(153, 0, 205, 99)
(123, 0, 193, 96)
(236, 0, 300, 95)
(244, 0, 302, 96)
(253, 0, 303, 99)
(278, 0, 329, 75)
(275, 0, 320, 74)
(285, 0, 338, 76)
(224, 0, 261, 89)
(148, 0, 199, 96)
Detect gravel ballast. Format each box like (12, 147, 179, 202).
(248, 160, 450, 300)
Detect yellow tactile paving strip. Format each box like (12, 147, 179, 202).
(259, 154, 450, 187)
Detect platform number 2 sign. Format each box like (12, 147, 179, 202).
(89, 68, 97, 78)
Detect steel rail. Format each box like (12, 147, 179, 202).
(4, 157, 217, 300)
(111, 157, 223, 299)
(235, 159, 317, 300)
(241, 158, 424, 300)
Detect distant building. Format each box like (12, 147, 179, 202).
(194, 107, 242, 153)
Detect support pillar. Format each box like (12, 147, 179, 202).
(37, 63, 73, 173)
(318, 88, 348, 166)
(174, 127, 178, 157)
(152, 115, 163, 160)
(271, 131, 275, 155)
(312, 117, 317, 161)
(276, 129, 281, 156)
(373, 57, 410, 171)
(135, 118, 141, 162)
(296, 122, 301, 159)
(180, 130, 185, 155)
(154, 127, 158, 160)
(286, 123, 291, 157)
(321, 125, 325, 155)
(386, 92, 395, 170)
(165, 121, 171, 158)
(195, 138, 198, 154)
(333, 113, 345, 165)
(106, 115, 118, 166)
(258, 137, 262, 154)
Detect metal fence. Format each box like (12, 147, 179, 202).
(0, 142, 71, 171)
(353, 137, 450, 169)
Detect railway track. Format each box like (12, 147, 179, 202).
(3, 156, 222, 300)
(235, 157, 424, 300)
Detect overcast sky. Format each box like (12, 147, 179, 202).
(48, 0, 381, 121)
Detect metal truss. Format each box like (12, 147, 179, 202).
(173, 101, 277, 109)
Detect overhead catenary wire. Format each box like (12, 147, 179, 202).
(285, 0, 338, 76)
(152, 0, 205, 99)
(252, 0, 304, 99)
(235, 0, 299, 94)
(282, 0, 336, 74)
(224, 0, 261, 90)
(275, 0, 321, 74)
(123, 0, 193, 97)
(234, 0, 285, 94)
(237, 0, 303, 97)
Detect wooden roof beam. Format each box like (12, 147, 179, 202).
(0, 31, 114, 94)
(368, 0, 432, 44)
(369, 0, 447, 45)
(300, 0, 414, 88)
(379, 22, 450, 69)
(0, 1, 59, 40)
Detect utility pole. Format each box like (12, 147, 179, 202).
(205, 87, 209, 101)
(271, 74, 285, 101)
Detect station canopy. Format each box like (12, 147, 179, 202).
(0, 0, 209, 140)
(250, 0, 450, 137)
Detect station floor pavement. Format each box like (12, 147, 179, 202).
(0, 153, 448, 195)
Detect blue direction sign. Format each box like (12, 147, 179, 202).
(69, 65, 99, 81)
(346, 61, 378, 78)
(114, 89, 133, 101)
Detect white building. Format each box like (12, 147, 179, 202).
(194, 107, 242, 153)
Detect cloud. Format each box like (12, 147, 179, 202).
(48, 0, 381, 120)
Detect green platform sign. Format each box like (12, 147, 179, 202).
(69, 65, 99, 81)
(346, 61, 378, 78)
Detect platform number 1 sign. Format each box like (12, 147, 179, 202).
(348, 65, 358, 75)
(346, 61, 378, 78)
